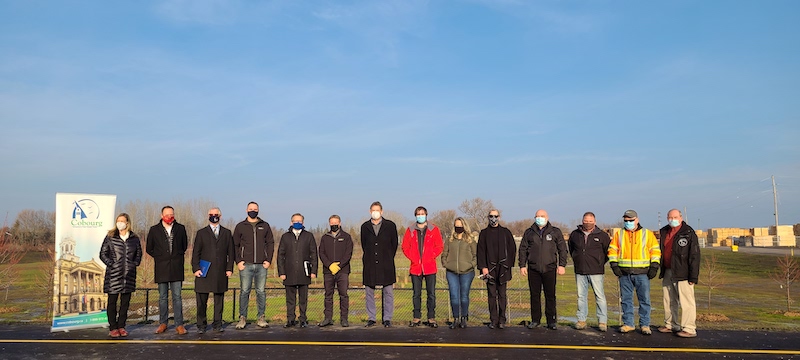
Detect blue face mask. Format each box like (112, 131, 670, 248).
(416, 215, 427, 224)
(535, 217, 547, 227)
(292, 222, 304, 230)
(669, 219, 680, 228)
(624, 221, 636, 230)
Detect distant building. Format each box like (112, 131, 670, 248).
(53, 237, 105, 315)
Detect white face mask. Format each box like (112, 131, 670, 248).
(371, 211, 381, 220)
(116, 222, 127, 231)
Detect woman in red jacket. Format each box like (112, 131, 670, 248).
(402, 206, 443, 328)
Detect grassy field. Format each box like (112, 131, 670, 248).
(1, 247, 798, 331)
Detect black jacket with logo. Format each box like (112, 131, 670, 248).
(568, 226, 611, 275)
(318, 230, 354, 275)
(233, 218, 274, 265)
(659, 222, 701, 284)
(519, 222, 568, 274)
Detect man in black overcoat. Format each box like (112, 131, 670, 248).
(277, 213, 318, 328)
(360, 201, 399, 327)
(477, 209, 516, 329)
(191, 207, 234, 333)
(146, 205, 189, 335)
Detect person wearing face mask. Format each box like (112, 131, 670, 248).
(232, 201, 274, 330)
(441, 217, 477, 329)
(277, 213, 318, 328)
(658, 209, 700, 338)
(100, 213, 142, 338)
(146, 205, 189, 335)
(402, 206, 444, 328)
(477, 209, 516, 329)
(608, 209, 661, 335)
(191, 207, 235, 333)
(317, 215, 354, 327)
(568, 212, 611, 332)
(519, 209, 568, 330)
(360, 201, 399, 327)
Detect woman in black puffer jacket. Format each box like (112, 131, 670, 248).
(99, 213, 142, 338)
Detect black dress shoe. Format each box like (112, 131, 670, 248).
(340, 320, 349, 327)
(318, 319, 333, 327)
(213, 326, 224, 333)
(284, 321, 296, 328)
(527, 322, 540, 329)
(427, 321, 438, 328)
(487, 323, 496, 329)
(299, 321, 308, 328)
(546, 323, 558, 330)
(197, 326, 206, 334)
(365, 320, 377, 327)
(497, 323, 505, 329)
(383, 320, 392, 328)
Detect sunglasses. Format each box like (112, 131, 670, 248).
(488, 215, 499, 219)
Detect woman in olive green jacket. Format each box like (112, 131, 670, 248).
(441, 217, 477, 329)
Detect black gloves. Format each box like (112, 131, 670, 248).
(647, 263, 659, 279)
(611, 263, 622, 277)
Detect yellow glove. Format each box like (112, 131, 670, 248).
(329, 262, 341, 275)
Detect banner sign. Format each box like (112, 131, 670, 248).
(52, 193, 117, 332)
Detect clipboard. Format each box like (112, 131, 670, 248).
(199, 259, 211, 278)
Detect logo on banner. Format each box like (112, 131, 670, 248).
(70, 199, 104, 228)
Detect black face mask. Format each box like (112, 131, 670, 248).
(247, 211, 258, 219)
(330, 225, 340, 233)
(209, 215, 220, 224)
(488, 217, 499, 226)
(454, 226, 465, 234)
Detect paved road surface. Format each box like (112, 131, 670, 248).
(1, 323, 798, 360)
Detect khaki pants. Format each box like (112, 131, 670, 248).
(662, 268, 697, 334)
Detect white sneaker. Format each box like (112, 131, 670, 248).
(235, 316, 247, 329)
(257, 315, 268, 328)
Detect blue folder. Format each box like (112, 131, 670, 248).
(199, 259, 211, 278)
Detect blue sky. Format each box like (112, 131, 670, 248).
(1, 0, 798, 230)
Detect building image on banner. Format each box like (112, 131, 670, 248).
(52, 193, 117, 332)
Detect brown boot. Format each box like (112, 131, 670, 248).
(176, 325, 187, 335)
(155, 323, 168, 334)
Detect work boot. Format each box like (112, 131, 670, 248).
(641, 326, 652, 335)
(598, 323, 607, 332)
(575, 321, 587, 330)
(257, 315, 269, 328)
(619, 325, 635, 333)
(449, 317, 459, 329)
(235, 316, 247, 330)
(176, 325, 187, 335)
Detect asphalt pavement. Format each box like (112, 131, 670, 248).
(1, 322, 799, 360)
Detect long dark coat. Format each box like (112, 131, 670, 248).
(191, 225, 234, 294)
(100, 231, 142, 294)
(146, 221, 188, 283)
(277, 230, 318, 286)
(477, 225, 516, 284)
(360, 218, 398, 287)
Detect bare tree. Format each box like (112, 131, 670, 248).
(0, 219, 27, 301)
(770, 254, 800, 313)
(430, 209, 457, 239)
(33, 248, 55, 319)
(702, 252, 726, 312)
(458, 198, 496, 230)
(11, 209, 55, 249)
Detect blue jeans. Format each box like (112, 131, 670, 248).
(576, 274, 607, 323)
(239, 263, 267, 318)
(619, 273, 651, 327)
(446, 271, 474, 318)
(158, 281, 183, 325)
